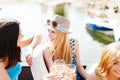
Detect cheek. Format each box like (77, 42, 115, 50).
(49, 33, 57, 40)
(110, 66, 120, 77)
(17, 40, 20, 47)
(49, 35, 55, 41)
(17, 36, 22, 47)
(53, 34, 57, 38)
(52, 33, 58, 40)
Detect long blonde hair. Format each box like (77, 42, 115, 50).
(95, 42, 120, 77)
(51, 32, 72, 64)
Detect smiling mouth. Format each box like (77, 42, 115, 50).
(115, 70, 120, 75)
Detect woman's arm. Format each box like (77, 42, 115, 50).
(25, 35, 42, 66)
(43, 47, 53, 72)
(74, 39, 87, 79)
(28, 35, 42, 49)
(20, 35, 42, 48)
(20, 35, 34, 48)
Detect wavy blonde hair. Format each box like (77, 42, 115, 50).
(95, 42, 120, 77)
(51, 32, 72, 64)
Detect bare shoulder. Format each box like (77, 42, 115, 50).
(0, 62, 4, 68)
(0, 62, 10, 80)
(43, 46, 52, 58)
(87, 73, 96, 80)
(43, 47, 50, 56)
(74, 39, 79, 44)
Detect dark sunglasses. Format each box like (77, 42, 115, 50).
(47, 20, 57, 28)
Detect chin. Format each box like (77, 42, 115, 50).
(50, 39, 54, 42)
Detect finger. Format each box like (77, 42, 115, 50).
(26, 54, 33, 66)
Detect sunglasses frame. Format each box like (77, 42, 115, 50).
(47, 20, 58, 28)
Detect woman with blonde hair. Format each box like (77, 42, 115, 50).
(42, 15, 87, 80)
(26, 15, 87, 80)
(87, 42, 120, 80)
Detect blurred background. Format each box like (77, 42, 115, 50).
(0, 0, 120, 71)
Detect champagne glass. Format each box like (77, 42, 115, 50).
(50, 59, 66, 78)
(65, 64, 76, 80)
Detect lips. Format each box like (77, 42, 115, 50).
(114, 70, 120, 77)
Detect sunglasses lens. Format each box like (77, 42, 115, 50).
(47, 19, 50, 23)
(52, 21, 57, 28)
(47, 19, 50, 25)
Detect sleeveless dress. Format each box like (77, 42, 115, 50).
(70, 39, 85, 80)
(7, 62, 22, 80)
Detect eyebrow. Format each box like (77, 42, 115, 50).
(115, 60, 120, 63)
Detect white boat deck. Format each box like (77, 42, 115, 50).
(86, 17, 120, 29)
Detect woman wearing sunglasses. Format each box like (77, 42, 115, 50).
(26, 15, 87, 80)
(44, 15, 87, 80)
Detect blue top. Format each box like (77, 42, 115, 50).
(70, 38, 85, 80)
(72, 55, 85, 80)
(7, 62, 22, 80)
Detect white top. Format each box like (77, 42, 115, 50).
(30, 44, 48, 80)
